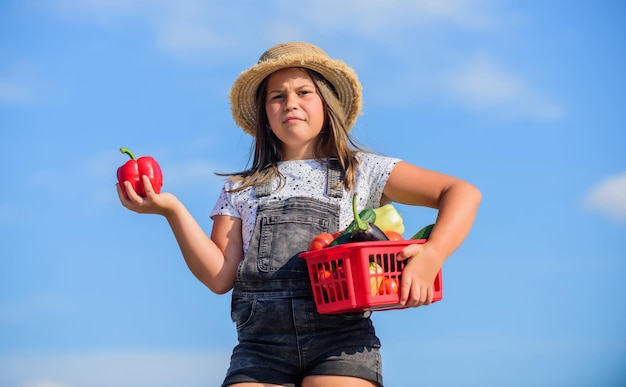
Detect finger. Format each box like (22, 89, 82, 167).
(116, 183, 129, 204)
(142, 175, 155, 195)
(424, 286, 434, 305)
(397, 244, 421, 261)
(406, 284, 429, 308)
(418, 285, 431, 306)
(124, 181, 144, 206)
(399, 276, 412, 306)
(116, 182, 134, 202)
(116, 183, 139, 210)
(410, 285, 423, 307)
(399, 292, 407, 306)
(407, 289, 422, 308)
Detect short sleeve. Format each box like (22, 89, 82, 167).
(356, 153, 401, 208)
(210, 183, 241, 219)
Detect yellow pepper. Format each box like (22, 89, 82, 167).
(372, 204, 405, 235)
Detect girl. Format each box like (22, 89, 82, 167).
(117, 42, 481, 387)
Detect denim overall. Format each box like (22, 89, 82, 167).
(222, 160, 383, 387)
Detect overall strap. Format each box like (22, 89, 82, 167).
(326, 157, 344, 198)
(255, 158, 345, 198)
(256, 179, 273, 198)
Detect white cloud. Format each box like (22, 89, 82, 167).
(44, 0, 240, 60)
(584, 172, 626, 221)
(39, 0, 562, 122)
(43, 0, 495, 59)
(365, 51, 565, 122)
(161, 159, 222, 190)
(157, 20, 221, 53)
(444, 53, 564, 121)
(0, 78, 35, 104)
(0, 62, 43, 105)
(450, 55, 523, 105)
(304, 0, 495, 34)
(0, 293, 72, 324)
(0, 203, 24, 226)
(21, 380, 68, 387)
(44, 0, 148, 21)
(0, 350, 230, 387)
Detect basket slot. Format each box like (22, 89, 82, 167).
(369, 252, 404, 273)
(314, 258, 351, 303)
(366, 250, 405, 297)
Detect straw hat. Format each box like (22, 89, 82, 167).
(229, 42, 362, 136)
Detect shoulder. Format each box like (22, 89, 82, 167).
(356, 151, 401, 172)
(350, 152, 401, 206)
(357, 151, 401, 163)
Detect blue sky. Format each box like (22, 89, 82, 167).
(1, 1, 625, 386)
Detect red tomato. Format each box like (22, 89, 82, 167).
(378, 277, 399, 295)
(384, 230, 404, 241)
(318, 268, 333, 282)
(308, 232, 335, 251)
(317, 264, 348, 301)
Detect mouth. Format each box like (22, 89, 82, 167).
(283, 116, 303, 124)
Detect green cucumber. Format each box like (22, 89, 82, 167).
(410, 224, 434, 240)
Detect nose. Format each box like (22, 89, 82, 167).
(283, 92, 298, 111)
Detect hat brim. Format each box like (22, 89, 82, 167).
(229, 54, 362, 136)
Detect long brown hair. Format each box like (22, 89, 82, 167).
(219, 68, 365, 193)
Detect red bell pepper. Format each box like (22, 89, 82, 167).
(117, 147, 163, 199)
(307, 232, 335, 251)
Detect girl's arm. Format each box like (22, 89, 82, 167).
(382, 161, 482, 307)
(117, 175, 243, 294)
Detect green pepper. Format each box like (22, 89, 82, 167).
(372, 204, 405, 234)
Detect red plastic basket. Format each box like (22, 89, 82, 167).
(299, 239, 443, 314)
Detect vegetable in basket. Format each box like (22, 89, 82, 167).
(369, 262, 384, 296)
(329, 208, 376, 246)
(307, 232, 335, 251)
(372, 204, 404, 235)
(410, 224, 434, 240)
(348, 193, 389, 243)
(330, 196, 402, 246)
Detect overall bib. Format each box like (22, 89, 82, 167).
(222, 161, 383, 387)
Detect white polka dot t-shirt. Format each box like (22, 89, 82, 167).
(210, 152, 400, 253)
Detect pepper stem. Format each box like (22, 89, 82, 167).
(119, 147, 137, 160)
(352, 193, 367, 232)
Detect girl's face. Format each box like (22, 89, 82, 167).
(265, 67, 325, 160)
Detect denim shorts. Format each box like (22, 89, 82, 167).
(221, 293, 383, 387)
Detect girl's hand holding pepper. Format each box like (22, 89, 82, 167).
(116, 175, 178, 216)
(117, 147, 163, 198)
(396, 242, 443, 308)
